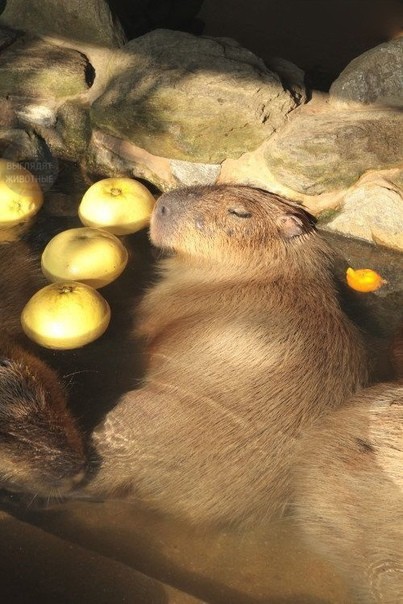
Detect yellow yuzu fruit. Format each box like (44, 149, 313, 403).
(0, 159, 43, 227)
(41, 227, 129, 289)
(78, 177, 155, 235)
(21, 281, 111, 349)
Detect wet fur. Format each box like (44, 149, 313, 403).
(0, 242, 87, 497)
(294, 379, 403, 603)
(294, 326, 403, 603)
(87, 185, 368, 525)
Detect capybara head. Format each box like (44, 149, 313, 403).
(150, 185, 317, 266)
(0, 346, 88, 497)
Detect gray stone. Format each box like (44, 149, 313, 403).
(0, 128, 58, 192)
(0, 0, 126, 48)
(264, 107, 403, 195)
(0, 36, 92, 100)
(330, 38, 403, 107)
(0, 129, 43, 164)
(0, 98, 18, 128)
(91, 29, 298, 163)
(85, 139, 134, 182)
(324, 179, 403, 252)
(26, 100, 92, 163)
(16, 104, 56, 128)
(170, 160, 221, 186)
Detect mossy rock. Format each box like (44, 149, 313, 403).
(91, 29, 298, 163)
(0, 36, 92, 99)
(264, 108, 403, 194)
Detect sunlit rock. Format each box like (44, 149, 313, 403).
(330, 37, 403, 108)
(91, 29, 301, 163)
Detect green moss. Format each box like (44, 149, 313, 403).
(317, 208, 341, 224)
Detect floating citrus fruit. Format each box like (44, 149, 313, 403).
(41, 227, 129, 289)
(346, 267, 386, 293)
(21, 281, 111, 349)
(78, 177, 155, 235)
(0, 159, 43, 227)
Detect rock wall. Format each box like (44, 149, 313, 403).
(0, 2, 402, 252)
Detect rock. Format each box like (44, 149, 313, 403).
(0, 128, 58, 192)
(263, 107, 403, 195)
(0, 25, 19, 51)
(0, 98, 18, 128)
(25, 100, 92, 163)
(265, 56, 307, 104)
(55, 100, 92, 160)
(91, 29, 298, 163)
(324, 176, 403, 252)
(0, 0, 126, 48)
(0, 36, 93, 100)
(170, 160, 221, 187)
(16, 104, 56, 128)
(330, 38, 403, 107)
(86, 131, 175, 191)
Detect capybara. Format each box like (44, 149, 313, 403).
(294, 324, 403, 603)
(87, 185, 368, 525)
(0, 242, 87, 497)
(294, 381, 403, 603)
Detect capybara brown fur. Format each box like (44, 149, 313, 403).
(87, 185, 368, 525)
(0, 242, 87, 497)
(294, 324, 403, 603)
(294, 381, 403, 603)
(390, 323, 403, 379)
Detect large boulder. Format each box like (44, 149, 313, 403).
(330, 37, 403, 107)
(91, 29, 300, 163)
(0, 0, 126, 48)
(263, 106, 403, 195)
(0, 35, 93, 100)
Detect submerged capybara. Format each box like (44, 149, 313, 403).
(0, 242, 87, 497)
(295, 325, 403, 603)
(86, 185, 368, 525)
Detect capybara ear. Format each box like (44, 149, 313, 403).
(276, 214, 305, 238)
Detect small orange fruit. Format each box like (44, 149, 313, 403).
(346, 267, 386, 293)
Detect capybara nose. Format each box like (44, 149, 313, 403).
(156, 203, 171, 218)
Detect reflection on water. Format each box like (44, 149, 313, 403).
(8, 500, 350, 604)
(0, 161, 402, 602)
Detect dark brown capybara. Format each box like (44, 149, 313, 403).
(0, 242, 87, 497)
